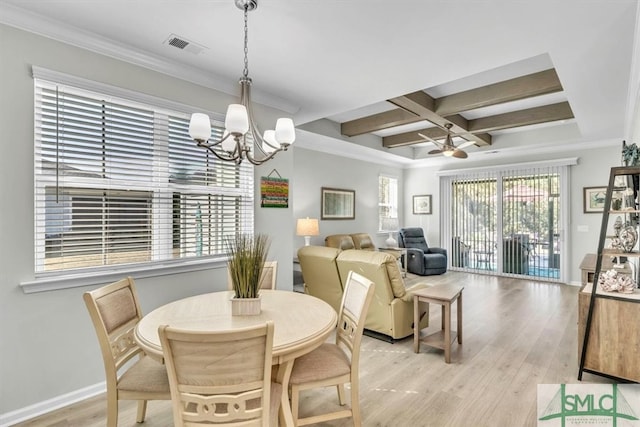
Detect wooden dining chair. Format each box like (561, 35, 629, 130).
(227, 260, 278, 290)
(83, 276, 170, 427)
(158, 321, 281, 426)
(289, 271, 375, 426)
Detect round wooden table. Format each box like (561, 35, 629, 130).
(134, 289, 337, 426)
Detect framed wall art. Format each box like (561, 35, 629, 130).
(583, 186, 607, 213)
(260, 169, 289, 208)
(413, 194, 432, 215)
(321, 187, 355, 220)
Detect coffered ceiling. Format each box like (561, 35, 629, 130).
(340, 68, 572, 149)
(1, 1, 639, 166)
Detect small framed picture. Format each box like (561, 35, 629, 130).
(413, 194, 432, 215)
(321, 187, 355, 220)
(583, 186, 607, 213)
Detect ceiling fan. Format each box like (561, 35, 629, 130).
(418, 123, 475, 159)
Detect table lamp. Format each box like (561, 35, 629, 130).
(296, 217, 319, 246)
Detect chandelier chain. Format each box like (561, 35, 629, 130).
(243, 5, 249, 78)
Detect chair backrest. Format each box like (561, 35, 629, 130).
(325, 234, 356, 250)
(398, 227, 430, 252)
(83, 277, 144, 385)
(159, 321, 275, 427)
(297, 245, 344, 313)
(227, 261, 278, 291)
(335, 271, 375, 369)
(258, 261, 278, 290)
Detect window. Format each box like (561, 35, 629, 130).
(378, 175, 398, 231)
(34, 75, 254, 276)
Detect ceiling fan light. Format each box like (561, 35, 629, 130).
(443, 150, 455, 157)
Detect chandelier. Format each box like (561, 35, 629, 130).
(188, 0, 295, 165)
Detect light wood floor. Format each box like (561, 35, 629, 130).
(16, 271, 613, 427)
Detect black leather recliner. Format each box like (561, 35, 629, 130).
(398, 227, 447, 276)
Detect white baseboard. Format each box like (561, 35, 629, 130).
(0, 382, 105, 426)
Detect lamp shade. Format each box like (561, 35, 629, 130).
(189, 113, 212, 141)
(224, 104, 249, 135)
(221, 131, 236, 152)
(296, 217, 319, 246)
(262, 129, 279, 154)
(275, 118, 296, 145)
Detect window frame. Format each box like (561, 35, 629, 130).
(378, 174, 399, 232)
(23, 67, 255, 293)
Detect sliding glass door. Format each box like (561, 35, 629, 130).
(442, 161, 571, 282)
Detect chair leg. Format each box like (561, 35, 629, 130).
(106, 392, 118, 427)
(350, 381, 361, 427)
(337, 384, 346, 405)
(290, 384, 300, 425)
(136, 400, 147, 423)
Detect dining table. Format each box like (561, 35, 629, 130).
(134, 289, 338, 427)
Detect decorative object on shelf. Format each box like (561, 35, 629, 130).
(583, 186, 607, 213)
(621, 141, 640, 200)
(610, 236, 622, 252)
(227, 233, 271, 315)
(622, 141, 640, 166)
(413, 194, 433, 215)
(188, 0, 295, 165)
(296, 217, 319, 246)
(619, 225, 638, 252)
(321, 187, 355, 220)
(622, 187, 636, 210)
(613, 216, 623, 237)
(598, 269, 636, 293)
(611, 191, 623, 210)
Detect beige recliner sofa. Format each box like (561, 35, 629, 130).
(297, 246, 430, 340)
(325, 233, 376, 251)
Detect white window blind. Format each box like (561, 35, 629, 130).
(378, 175, 398, 231)
(34, 79, 254, 275)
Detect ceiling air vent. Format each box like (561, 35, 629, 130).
(164, 34, 206, 55)
(168, 36, 189, 50)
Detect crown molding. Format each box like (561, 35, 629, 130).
(0, 1, 299, 114)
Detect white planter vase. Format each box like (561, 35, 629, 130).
(385, 232, 398, 248)
(231, 295, 262, 315)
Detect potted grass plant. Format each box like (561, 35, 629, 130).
(226, 233, 271, 315)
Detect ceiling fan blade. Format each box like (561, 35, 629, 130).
(418, 133, 445, 148)
(451, 149, 468, 159)
(428, 149, 443, 155)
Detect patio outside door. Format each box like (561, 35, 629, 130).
(442, 162, 569, 282)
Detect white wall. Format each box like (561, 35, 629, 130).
(0, 23, 294, 419)
(291, 146, 404, 250)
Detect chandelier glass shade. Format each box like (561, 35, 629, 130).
(188, 0, 295, 165)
